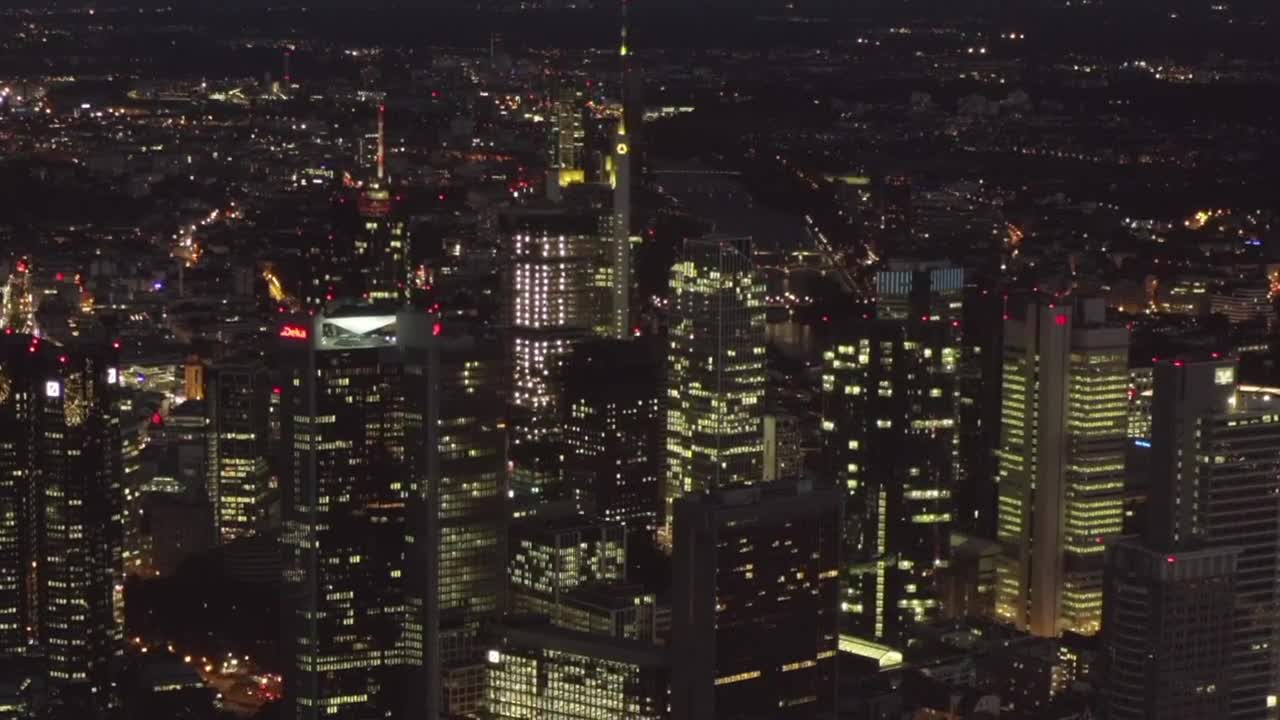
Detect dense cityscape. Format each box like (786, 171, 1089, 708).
(1, 0, 1279, 718)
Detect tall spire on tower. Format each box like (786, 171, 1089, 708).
(610, 0, 633, 340)
(620, 0, 630, 60)
(619, 0, 630, 134)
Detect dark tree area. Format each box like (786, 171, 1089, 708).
(125, 550, 282, 673)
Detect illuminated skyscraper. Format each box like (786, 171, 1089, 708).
(563, 340, 662, 530)
(671, 482, 841, 720)
(0, 335, 123, 711)
(279, 306, 434, 720)
(560, 183, 628, 340)
(205, 358, 273, 544)
(610, 117, 632, 339)
(821, 318, 959, 643)
(608, 0, 635, 339)
(500, 209, 595, 517)
(547, 78, 586, 190)
(357, 106, 409, 302)
(0, 258, 36, 335)
(434, 334, 507, 621)
(501, 209, 596, 443)
(425, 329, 508, 720)
(663, 237, 766, 538)
(995, 297, 1129, 637)
(279, 307, 503, 720)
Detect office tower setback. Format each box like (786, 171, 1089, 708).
(822, 318, 959, 643)
(279, 306, 436, 720)
(205, 359, 273, 543)
(563, 340, 662, 530)
(485, 619, 668, 720)
(664, 237, 766, 538)
(0, 335, 123, 709)
(996, 297, 1128, 637)
(672, 482, 842, 720)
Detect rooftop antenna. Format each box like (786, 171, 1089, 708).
(376, 104, 386, 181)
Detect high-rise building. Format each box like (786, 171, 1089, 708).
(956, 283, 1002, 540)
(356, 106, 409, 303)
(547, 78, 586, 190)
(434, 334, 507, 622)
(354, 191, 409, 303)
(501, 208, 596, 442)
(0, 258, 36, 335)
(311, 108, 410, 308)
(558, 183, 627, 340)
(608, 0, 636, 340)
(821, 318, 959, 643)
(278, 306, 435, 720)
(995, 297, 1128, 637)
(563, 340, 662, 530)
(610, 116, 632, 339)
(485, 619, 668, 720)
(205, 358, 273, 544)
(663, 237, 767, 539)
(1133, 358, 1280, 719)
(1102, 539, 1238, 720)
(672, 482, 841, 720)
(0, 335, 123, 710)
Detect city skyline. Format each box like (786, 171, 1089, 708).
(1, 1, 1279, 718)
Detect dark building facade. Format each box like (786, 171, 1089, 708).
(0, 335, 123, 711)
(1108, 357, 1280, 720)
(562, 339, 662, 531)
(1103, 539, 1238, 720)
(821, 318, 958, 643)
(279, 307, 506, 720)
(204, 358, 273, 544)
(672, 482, 841, 720)
(279, 307, 434, 720)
